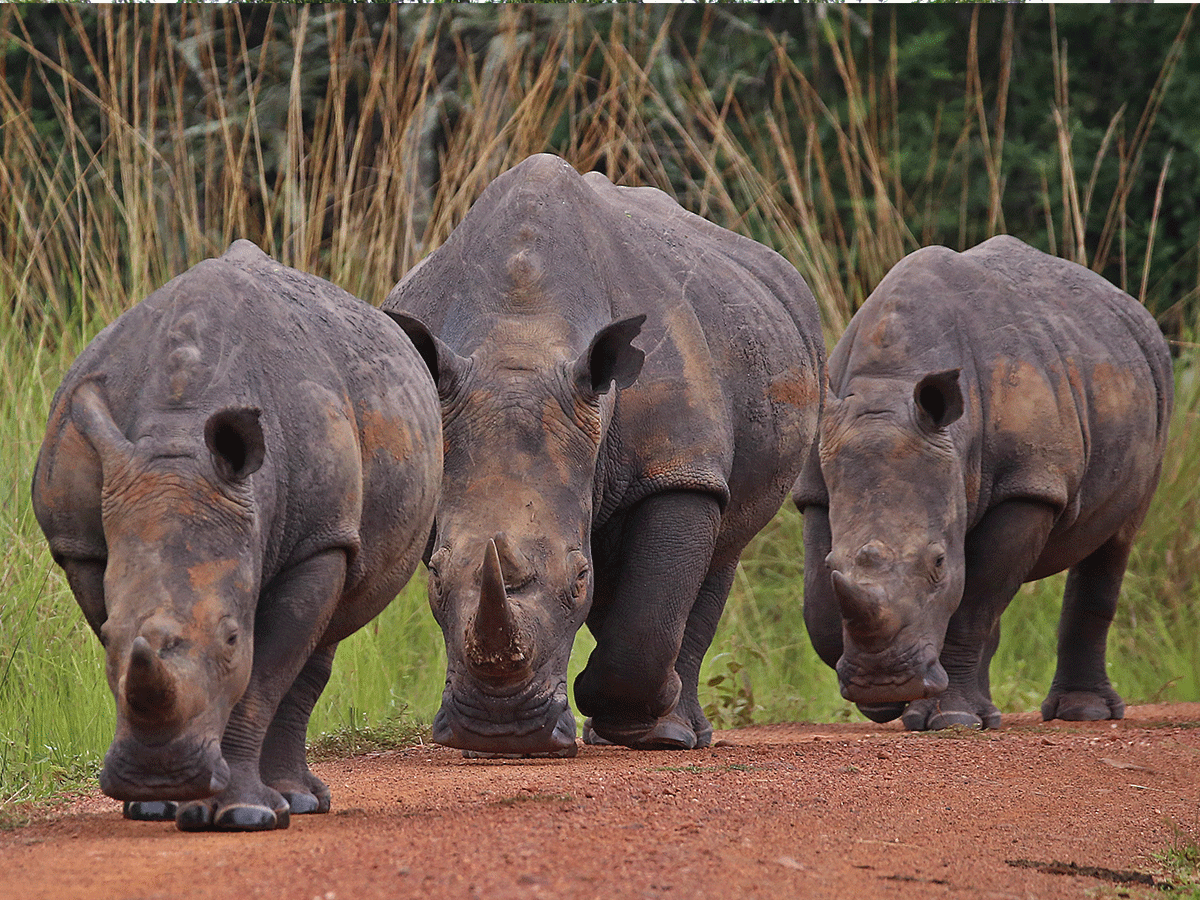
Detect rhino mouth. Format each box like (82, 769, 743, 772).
(433, 680, 578, 757)
(100, 734, 229, 801)
(836, 642, 948, 705)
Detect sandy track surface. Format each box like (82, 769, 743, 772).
(3, 703, 1199, 899)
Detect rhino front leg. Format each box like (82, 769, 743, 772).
(1041, 531, 1132, 722)
(259, 643, 337, 814)
(673, 562, 738, 749)
(902, 499, 1056, 731)
(177, 550, 348, 832)
(576, 490, 722, 750)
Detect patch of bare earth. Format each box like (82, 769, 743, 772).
(3, 703, 1198, 900)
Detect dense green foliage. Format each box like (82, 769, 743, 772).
(1, 5, 1197, 811)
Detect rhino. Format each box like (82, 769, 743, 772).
(383, 153, 825, 755)
(31, 241, 441, 830)
(794, 235, 1172, 730)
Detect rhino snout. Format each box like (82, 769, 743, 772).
(835, 645, 949, 705)
(100, 734, 229, 801)
(433, 684, 577, 757)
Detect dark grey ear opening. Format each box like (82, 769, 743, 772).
(385, 311, 440, 380)
(384, 310, 467, 397)
(913, 369, 964, 430)
(576, 314, 647, 395)
(205, 408, 265, 481)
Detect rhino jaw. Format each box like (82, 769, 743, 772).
(836, 650, 949, 704)
(99, 735, 229, 801)
(432, 682, 578, 757)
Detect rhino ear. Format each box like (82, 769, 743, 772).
(575, 315, 647, 395)
(70, 378, 133, 473)
(205, 408, 264, 482)
(385, 311, 467, 397)
(913, 369, 964, 430)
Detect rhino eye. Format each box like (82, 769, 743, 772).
(569, 553, 590, 608)
(930, 553, 946, 584)
(426, 548, 449, 601)
(217, 617, 240, 656)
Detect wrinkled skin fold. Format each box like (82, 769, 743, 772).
(794, 235, 1173, 731)
(32, 241, 441, 831)
(385, 153, 825, 755)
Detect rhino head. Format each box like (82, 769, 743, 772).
(819, 370, 967, 710)
(71, 380, 262, 801)
(392, 312, 645, 757)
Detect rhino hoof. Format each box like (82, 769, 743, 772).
(923, 710, 984, 731)
(1042, 690, 1124, 722)
(281, 791, 330, 815)
(581, 719, 613, 746)
(215, 803, 289, 831)
(588, 712, 697, 750)
(175, 800, 214, 832)
(123, 800, 178, 821)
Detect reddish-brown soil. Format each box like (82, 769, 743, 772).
(3, 703, 1199, 900)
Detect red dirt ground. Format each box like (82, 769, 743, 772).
(3, 703, 1199, 900)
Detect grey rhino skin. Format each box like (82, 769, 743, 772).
(384, 153, 825, 755)
(794, 235, 1172, 730)
(32, 241, 441, 830)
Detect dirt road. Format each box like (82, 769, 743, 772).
(3, 703, 1198, 900)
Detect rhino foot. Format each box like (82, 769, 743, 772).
(270, 772, 332, 815)
(176, 799, 216, 831)
(585, 711, 697, 750)
(175, 792, 291, 832)
(123, 800, 178, 821)
(900, 694, 1001, 731)
(279, 789, 329, 815)
(581, 718, 614, 746)
(1041, 689, 1125, 722)
(216, 803, 289, 831)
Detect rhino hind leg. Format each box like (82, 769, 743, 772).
(1041, 533, 1131, 723)
(903, 500, 1057, 732)
(259, 645, 336, 815)
(576, 491, 723, 750)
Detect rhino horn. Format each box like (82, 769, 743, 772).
(123, 635, 179, 718)
(466, 538, 529, 679)
(831, 570, 896, 650)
